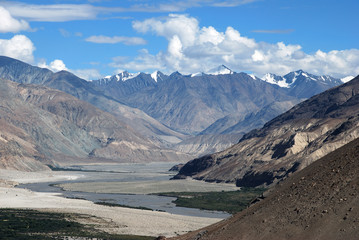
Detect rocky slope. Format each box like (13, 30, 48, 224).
(0, 79, 189, 171)
(0, 56, 186, 148)
(173, 137, 359, 240)
(175, 75, 359, 186)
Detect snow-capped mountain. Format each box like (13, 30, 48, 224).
(96, 71, 140, 85)
(262, 70, 342, 88)
(150, 70, 167, 82)
(261, 70, 343, 98)
(191, 65, 234, 77)
(96, 70, 167, 85)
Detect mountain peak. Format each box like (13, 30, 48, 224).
(191, 65, 234, 77)
(207, 65, 234, 75)
(115, 71, 140, 82)
(150, 70, 166, 82)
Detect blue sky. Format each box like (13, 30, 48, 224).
(0, 0, 358, 80)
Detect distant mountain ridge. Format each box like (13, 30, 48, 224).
(91, 67, 302, 134)
(89, 64, 346, 157)
(90, 66, 344, 157)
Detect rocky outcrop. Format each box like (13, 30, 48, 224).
(175, 75, 359, 186)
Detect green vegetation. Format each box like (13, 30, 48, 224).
(0, 209, 154, 240)
(95, 201, 154, 211)
(157, 188, 266, 214)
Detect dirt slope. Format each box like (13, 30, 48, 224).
(173, 137, 359, 240)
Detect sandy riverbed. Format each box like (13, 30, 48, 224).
(58, 178, 238, 194)
(0, 169, 224, 237)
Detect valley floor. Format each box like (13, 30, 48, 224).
(0, 169, 223, 237)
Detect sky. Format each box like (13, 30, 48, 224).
(0, 0, 358, 80)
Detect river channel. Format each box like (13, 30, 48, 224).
(18, 162, 235, 219)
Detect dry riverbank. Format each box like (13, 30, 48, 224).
(0, 169, 223, 237)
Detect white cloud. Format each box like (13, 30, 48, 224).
(0, 1, 260, 23)
(71, 68, 102, 80)
(50, 59, 68, 72)
(38, 59, 101, 80)
(38, 59, 67, 72)
(2, 2, 99, 22)
(0, 35, 35, 63)
(133, 14, 199, 47)
(85, 35, 147, 45)
(0, 6, 30, 33)
(125, 14, 359, 78)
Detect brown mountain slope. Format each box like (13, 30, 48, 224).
(0, 79, 189, 171)
(176, 75, 359, 186)
(173, 137, 359, 240)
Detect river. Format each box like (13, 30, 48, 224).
(18, 162, 235, 219)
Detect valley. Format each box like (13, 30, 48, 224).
(0, 56, 357, 239)
(1, 0, 358, 238)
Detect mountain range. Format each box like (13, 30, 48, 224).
(92, 66, 344, 135)
(91, 65, 345, 156)
(0, 55, 350, 170)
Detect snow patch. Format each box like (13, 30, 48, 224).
(207, 65, 234, 75)
(341, 76, 354, 83)
(116, 71, 140, 81)
(191, 65, 234, 77)
(262, 73, 290, 88)
(191, 72, 204, 77)
(151, 71, 158, 82)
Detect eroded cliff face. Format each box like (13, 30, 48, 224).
(176, 75, 359, 187)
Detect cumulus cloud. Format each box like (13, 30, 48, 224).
(38, 59, 101, 80)
(85, 35, 147, 45)
(125, 14, 359, 78)
(0, 6, 30, 33)
(0, 35, 35, 63)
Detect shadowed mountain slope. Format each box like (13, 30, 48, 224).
(175, 75, 359, 186)
(173, 137, 359, 240)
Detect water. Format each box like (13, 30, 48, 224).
(18, 163, 231, 218)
